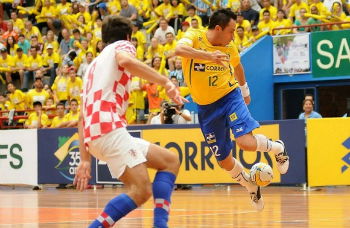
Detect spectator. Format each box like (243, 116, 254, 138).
(10, 11, 24, 34)
(257, 10, 276, 34)
(168, 0, 185, 32)
(23, 21, 42, 42)
(24, 101, 49, 129)
(298, 99, 322, 120)
(26, 76, 50, 109)
(130, 76, 146, 124)
(193, 0, 212, 27)
(2, 21, 18, 42)
(169, 57, 184, 86)
(50, 102, 67, 128)
(154, 0, 172, 18)
(59, 28, 72, 55)
(131, 37, 144, 61)
(176, 21, 190, 40)
(145, 37, 164, 65)
(67, 67, 83, 102)
(236, 12, 252, 35)
(6, 82, 26, 110)
(64, 98, 79, 127)
(131, 22, 146, 55)
(0, 47, 14, 83)
(234, 26, 249, 52)
(293, 8, 309, 33)
(185, 5, 203, 28)
(5, 36, 16, 56)
(163, 32, 177, 71)
(0, 92, 11, 111)
(42, 44, 60, 86)
(52, 65, 69, 104)
(259, 0, 278, 21)
(17, 34, 31, 54)
(23, 46, 43, 90)
(273, 9, 293, 35)
(77, 52, 94, 77)
(154, 18, 175, 45)
(307, 5, 324, 32)
(289, 0, 309, 21)
(62, 50, 77, 67)
(120, 0, 138, 21)
(241, 0, 260, 26)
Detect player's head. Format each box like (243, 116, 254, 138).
(102, 15, 132, 45)
(208, 9, 237, 45)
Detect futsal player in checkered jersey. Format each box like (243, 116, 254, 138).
(175, 9, 289, 211)
(74, 15, 186, 228)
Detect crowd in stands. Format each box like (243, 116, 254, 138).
(0, 0, 349, 128)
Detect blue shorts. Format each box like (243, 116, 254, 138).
(198, 88, 260, 161)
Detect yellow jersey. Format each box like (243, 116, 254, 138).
(52, 76, 69, 101)
(50, 116, 67, 128)
(26, 89, 50, 109)
(178, 29, 240, 105)
(67, 77, 83, 102)
(25, 112, 49, 128)
(8, 89, 26, 110)
(64, 111, 79, 121)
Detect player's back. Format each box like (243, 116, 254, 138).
(82, 40, 136, 143)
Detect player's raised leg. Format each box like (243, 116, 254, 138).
(145, 143, 180, 228)
(236, 133, 289, 174)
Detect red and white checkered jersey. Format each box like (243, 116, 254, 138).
(82, 40, 136, 143)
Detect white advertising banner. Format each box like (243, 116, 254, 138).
(273, 34, 311, 75)
(0, 129, 38, 185)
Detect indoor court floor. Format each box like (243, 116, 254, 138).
(0, 185, 349, 228)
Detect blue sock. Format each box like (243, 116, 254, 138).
(153, 171, 176, 228)
(89, 193, 137, 228)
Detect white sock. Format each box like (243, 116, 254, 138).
(254, 134, 284, 155)
(228, 158, 256, 192)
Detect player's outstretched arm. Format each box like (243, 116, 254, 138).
(175, 44, 229, 66)
(74, 100, 92, 191)
(116, 52, 187, 105)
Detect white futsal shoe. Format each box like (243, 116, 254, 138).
(236, 172, 264, 211)
(275, 140, 289, 174)
(250, 185, 264, 212)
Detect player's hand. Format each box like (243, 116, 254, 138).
(164, 81, 189, 105)
(209, 50, 229, 66)
(73, 161, 91, 191)
(244, 95, 251, 105)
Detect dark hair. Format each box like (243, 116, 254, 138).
(70, 98, 78, 104)
(151, 56, 161, 67)
(19, 34, 25, 38)
(303, 99, 314, 106)
(187, 5, 196, 11)
(102, 15, 132, 44)
(56, 102, 65, 108)
(72, 28, 80, 34)
(237, 26, 244, 31)
(263, 10, 270, 16)
(33, 101, 42, 107)
(208, 9, 236, 30)
(165, 32, 174, 37)
(191, 18, 198, 22)
(30, 45, 39, 51)
(277, 9, 287, 19)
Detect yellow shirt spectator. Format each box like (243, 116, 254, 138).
(25, 54, 43, 69)
(52, 76, 69, 102)
(185, 15, 203, 28)
(67, 76, 83, 102)
(108, 0, 121, 14)
(64, 111, 79, 122)
(273, 18, 293, 35)
(43, 51, 60, 68)
(227, 0, 241, 13)
(131, 30, 147, 52)
(259, 6, 278, 21)
(170, 3, 186, 17)
(155, 2, 172, 17)
(12, 52, 28, 71)
(0, 54, 14, 71)
(50, 115, 67, 128)
(258, 19, 276, 34)
(25, 112, 49, 128)
(8, 89, 26, 110)
(163, 40, 177, 58)
(37, 6, 58, 23)
(289, 2, 309, 20)
(26, 89, 50, 109)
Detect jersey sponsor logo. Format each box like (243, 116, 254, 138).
(193, 63, 225, 72)
(205, 132, 216, 144)
(194, 63, 205, 72)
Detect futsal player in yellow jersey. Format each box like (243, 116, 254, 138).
(176, 9, 289, 211)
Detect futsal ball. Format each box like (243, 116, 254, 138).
(250, 162, 273, 187)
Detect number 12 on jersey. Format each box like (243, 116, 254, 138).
(209, 75, 218, 86)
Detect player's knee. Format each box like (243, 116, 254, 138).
(133, 183, 152, 204)
(236, 137, 252, 151)
(166, 151, 180, 174)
